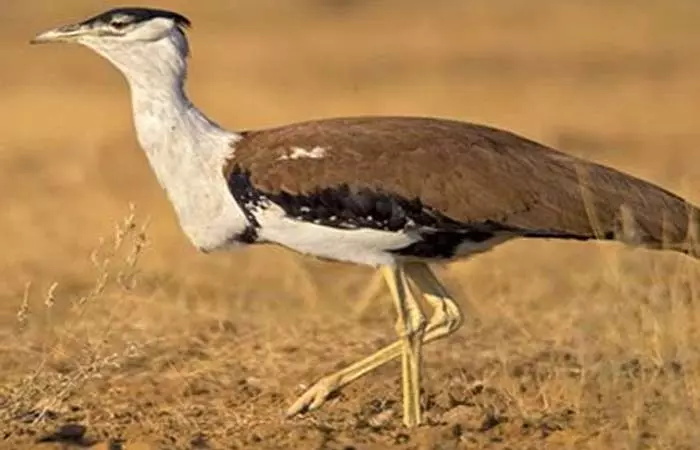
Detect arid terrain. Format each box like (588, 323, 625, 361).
(1, 1, 699, 448)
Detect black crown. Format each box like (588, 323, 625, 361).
(83, 7, 191, 30)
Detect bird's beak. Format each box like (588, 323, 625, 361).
(30, 23, 86, 44)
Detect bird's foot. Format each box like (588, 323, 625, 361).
(286, 374, 342, 417)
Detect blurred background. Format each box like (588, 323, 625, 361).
(1, 1, 700, 447)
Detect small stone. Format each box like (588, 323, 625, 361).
(368, 408, 395, 429)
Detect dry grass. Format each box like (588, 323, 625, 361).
(1, 0, 700, 448)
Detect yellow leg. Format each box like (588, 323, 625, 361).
(286, 262, 462, 427)
(404, 263, 463, 340)
(381, 264, 425, 427)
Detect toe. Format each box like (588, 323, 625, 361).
(308, 390, 330, 411)
(285, 376, 340, 417)
(286, 393, 312, 417)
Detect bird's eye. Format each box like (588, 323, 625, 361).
(110, 20, 129, 30)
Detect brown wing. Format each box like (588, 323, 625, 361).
(227, 116, 698, 254)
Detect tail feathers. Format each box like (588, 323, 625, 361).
(652, 232, 699, 260)
(594, 202, 700, 260)
(519, 209, 700, 260)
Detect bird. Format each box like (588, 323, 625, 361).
(31, 7, 699, 428)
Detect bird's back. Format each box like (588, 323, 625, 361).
(231, 116, 699, 257)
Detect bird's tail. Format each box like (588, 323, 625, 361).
(617, 203, 700, 260)
(520, 202, 700, 260)
(654, 224, 699, 259)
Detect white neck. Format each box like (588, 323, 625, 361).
(97, 31, 237, 160)
(86, 31, 249, 251)
(126, 62, 236, 205)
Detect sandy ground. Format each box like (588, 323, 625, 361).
(1, 0, 699, 448)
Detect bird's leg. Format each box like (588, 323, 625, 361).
(381, 264, 426, 426)
(286, 264, 426, 425)
(403, 262, 463, 345)
(286, 263, 462, 425)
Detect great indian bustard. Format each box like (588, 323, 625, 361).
(32, 7, 699, 427)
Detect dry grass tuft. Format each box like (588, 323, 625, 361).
(1, 207, 151, 428)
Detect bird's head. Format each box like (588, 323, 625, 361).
(31, 7, 193, 87)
